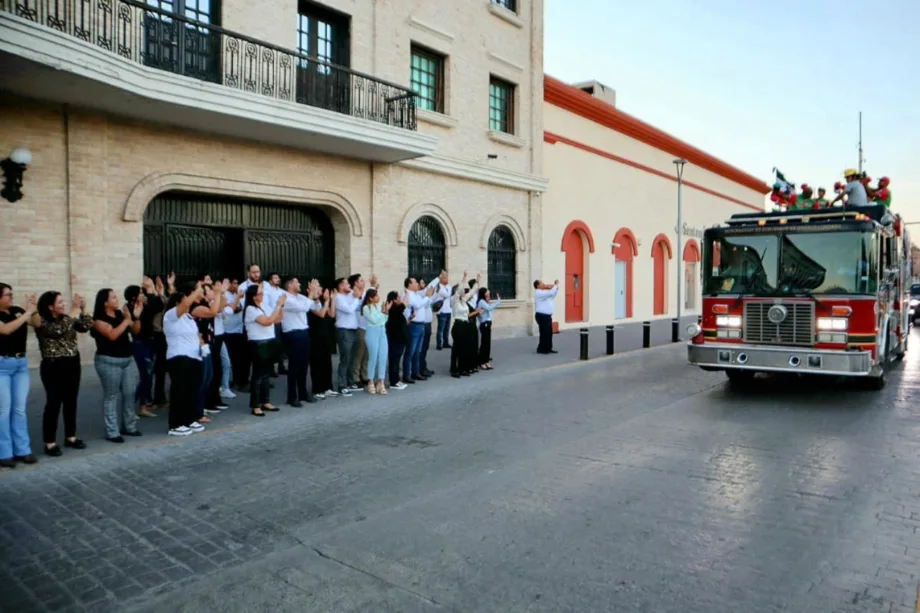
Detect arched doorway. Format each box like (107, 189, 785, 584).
(613, 227, 638, 319)
(651, 233, 673, 316)
(407, 215, 447, 283)
(560, 220, 595, 323)
(143, 191, 335, 286)
(683, 239, 701, 310)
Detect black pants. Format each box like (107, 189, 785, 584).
(388, 339, 405, 385)
(310, 336, 334, 394)
(274, 323, 286, 371)
(223, 333, 247, 387)
(249, 340, 274, 408)
(450, 321, 473, 374)
(204, 336, 225, 408)
(153, 332, 168, 404)
(420, 322, 432, 373)
(40, 355, 81, 444)
(283, 329, 310, 404)
(168, 356, 202, 430)
(469, 319, 479, 364)
(535, 313, 554, 353)
(478, 322, 493, 365)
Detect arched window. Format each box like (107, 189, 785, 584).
(407, 215, 446, 284)
(487, 225, 517, 299)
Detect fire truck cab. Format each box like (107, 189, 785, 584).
(686, 204, 910, 390)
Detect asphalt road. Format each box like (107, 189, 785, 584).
(3, 326, 920, 613)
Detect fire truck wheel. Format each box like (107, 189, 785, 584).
(867, 342, 889, 391)
(725, 369, 755, 387)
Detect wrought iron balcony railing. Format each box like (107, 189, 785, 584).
(4, 0, 417, 131)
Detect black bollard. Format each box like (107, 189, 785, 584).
(606, 325, 615, 355)
(671, 318, 679, 343)
(580, 328, 589, 360)
(642, 321, 651, 348)
(697, 314, 702, 325)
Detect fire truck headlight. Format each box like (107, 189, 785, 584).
(686, 323, 702, 337)
(816, 317, 848, 331)
(716, 315, 742, 328)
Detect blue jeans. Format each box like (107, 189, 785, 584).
(365, 326, 388, 381)
(0, 357, 31, 458)
(196, 346, 214, 417)
(437, 313, 451, 348)
(132, 338, 156, 406)
(94, 355, 139, 439)
(220, 341, 231, 389)
(336, 328, 357, 389)
(404, 322, 425, 379)
(420, 322, 432, 373)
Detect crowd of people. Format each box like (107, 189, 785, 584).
(770, 169, 893, 210)
(0, 265, 527, 466)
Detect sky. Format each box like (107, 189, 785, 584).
(544, 0, 920, 219)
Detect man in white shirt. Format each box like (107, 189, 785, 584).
(418, 276, 451, 376)
(832, 169, 869, 208)
(433, 270, 452, 350)
(221, 279, 245, 396)
(334, 276, 364, 395)
(533, 279, 560, 354)
(350, 273, 375, 387)
(264, 273, 287, 377)
(281, 277, 322, 407)
(402, 277, 437, 382)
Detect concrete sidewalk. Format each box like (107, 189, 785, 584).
(15, 316, 694, 465)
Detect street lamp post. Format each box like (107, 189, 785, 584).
(674, 158, 687, 339)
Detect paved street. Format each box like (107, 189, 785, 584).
(4, 323, 920, 612)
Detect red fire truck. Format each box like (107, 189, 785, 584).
(686, 204, 910, 390)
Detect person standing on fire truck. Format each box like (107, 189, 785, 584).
(873, 177, 892, 208)
(795, 185, 815, 209)
(814, 187, 830, 208)
(831, 169, 869, 207)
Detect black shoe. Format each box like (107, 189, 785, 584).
(402, 378, 416, 385)
(436, 346, 442, 351)
(451, 373, 461, 378)
(237, 384, 251, 393)
(106, 436, 125, 444)
(121, 430, 143, 437)
(550, 350, 558, 354)
(423, 370, 434, 377)
(289, 401, 303, 408)
(64, 439, 86, 450)
(412, 375, 425, 381)
(0, 458, 15, 469)
(45, 445, 63, 457)
(15, 454, 38, 464)
(443, 344, 452, 349)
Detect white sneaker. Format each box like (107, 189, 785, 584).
(168, 426, 193, 436)
(220, 387, 237, 399)
(325, 390, 339, 397)
(340, 388, 352, 397)
(188, 422, 205, 433)
(314, 392, 326, 399)
(391, 381, 408, 390)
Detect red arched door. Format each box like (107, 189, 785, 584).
(564, 231, 585, 322)
(652, 235, 672, 316)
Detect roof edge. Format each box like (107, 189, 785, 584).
(543, 75, 769, 195)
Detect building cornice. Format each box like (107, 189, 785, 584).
(544, 75, 768, 194)
(400, 155, 549, 192)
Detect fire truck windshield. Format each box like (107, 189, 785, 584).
(704, 230, 877, 297)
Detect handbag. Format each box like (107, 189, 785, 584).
(431, 299, 445, 312)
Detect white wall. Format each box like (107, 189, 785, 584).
(542, 103, 765, 328)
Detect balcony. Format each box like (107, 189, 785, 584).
(0, 0, 438, 162)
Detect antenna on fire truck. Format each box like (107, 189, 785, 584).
(858, 111, 865, 174)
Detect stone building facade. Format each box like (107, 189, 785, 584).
(0, 0, 548, 361)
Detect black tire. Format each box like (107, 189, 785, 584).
(867, 339, 889, 390)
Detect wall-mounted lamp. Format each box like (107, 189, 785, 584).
(1, 147, 32, 203)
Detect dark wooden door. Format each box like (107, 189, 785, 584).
(143, 192, 335, 287)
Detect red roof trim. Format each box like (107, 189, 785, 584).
(544, 131, 762, 212)
(544, 75, 769, 195)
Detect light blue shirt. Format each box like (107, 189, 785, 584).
(477, 298, 501, 325)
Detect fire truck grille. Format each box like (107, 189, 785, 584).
(743, 302, 815, 346)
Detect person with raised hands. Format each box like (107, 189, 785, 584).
(281, 276, 323, 407)
(243, 281, 286, 416)
(0, 285, 37, 467)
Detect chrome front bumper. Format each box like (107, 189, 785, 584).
(687, 343, 875, 377)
